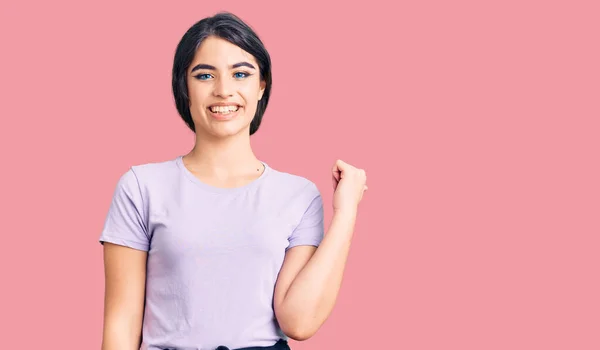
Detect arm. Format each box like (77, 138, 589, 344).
(101, 242, 147, 350)
(274, 159, 366, 341)
(274, 208, 356, 341)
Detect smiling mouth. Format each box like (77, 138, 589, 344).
(209, 105, 241, 114)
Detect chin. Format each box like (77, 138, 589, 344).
(207, 121, 253, 138)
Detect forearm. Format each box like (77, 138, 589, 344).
(279, 208, 357, 336)
(101, 318, 142, 350)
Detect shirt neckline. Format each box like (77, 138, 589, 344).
(175, 155, 272, 194)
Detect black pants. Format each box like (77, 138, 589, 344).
(215, 339, 290, 350)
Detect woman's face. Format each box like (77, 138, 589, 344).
(187, 36, 266, 138)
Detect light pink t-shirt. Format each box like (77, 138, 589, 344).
(99, 155, 325, 349)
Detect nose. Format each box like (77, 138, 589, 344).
(213, 76, 234, 98)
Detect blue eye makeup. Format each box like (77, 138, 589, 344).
(234, 72, 250, 79)
(195, 74, 212, 80)
(193, 72, 252, 81)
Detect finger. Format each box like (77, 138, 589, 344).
(333, 169, 341, 182)
(332, 164, 341, 182)
(335, 159, 350, 173)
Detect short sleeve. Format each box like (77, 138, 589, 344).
(286, 184, 325, 251)
(99, 168, 150, 252)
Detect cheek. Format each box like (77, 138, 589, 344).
(241, 95, 259, 114)
(188, 85, 210, 107)
(241, 83, 262, 103)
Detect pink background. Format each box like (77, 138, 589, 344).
(1, 0, 598, 349)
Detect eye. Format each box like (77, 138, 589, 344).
(195, 73, 212, 80)
(234, 71, 251, 79)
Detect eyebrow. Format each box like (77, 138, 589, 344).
(190, 62, 256, 73)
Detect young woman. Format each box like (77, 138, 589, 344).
(99, 12, 367, 350)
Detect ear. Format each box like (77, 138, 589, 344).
(258, 80, 266, 101)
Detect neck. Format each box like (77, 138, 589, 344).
(184, 129, 261, 177)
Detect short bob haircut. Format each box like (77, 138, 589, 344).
(171, 12, 272, 135)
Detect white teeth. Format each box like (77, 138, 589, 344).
(210, 105, 239, 113)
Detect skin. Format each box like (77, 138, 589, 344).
(182, 35, 267, 186)
(101, 36, 368, 349)
(273, 159, 367, 340)
(101, 243, 146, 350)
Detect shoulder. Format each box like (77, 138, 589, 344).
(126, 156, 179, 185)
(111, 156, 179, 197)
(266, 165, 321, 200)
(129, 156, 178, 177)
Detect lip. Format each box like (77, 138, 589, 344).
(207, 105, 242, 121)
(208, 102, 242, 107)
